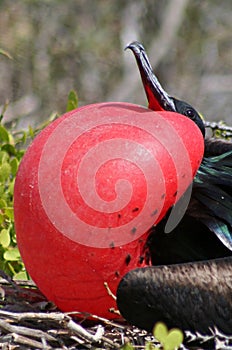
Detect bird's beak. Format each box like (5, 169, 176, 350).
(126, 41, 176, 112)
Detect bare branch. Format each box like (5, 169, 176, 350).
(0, 319, 56, 342)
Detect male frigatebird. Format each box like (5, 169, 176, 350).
(117, 42, 232, 334)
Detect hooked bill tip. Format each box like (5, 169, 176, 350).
(124, 41, 145, 53)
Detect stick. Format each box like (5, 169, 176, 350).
(0, 319, 57, 342)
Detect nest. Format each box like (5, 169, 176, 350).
(0, 274, 232, 350)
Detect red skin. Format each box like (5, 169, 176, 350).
(14, 102, 204, 318)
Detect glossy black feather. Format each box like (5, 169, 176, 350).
(117, 257, 232, 334)
(204, 138, 232, 156)
(147, 215, 232, 266)
(192, 150, 232, 251)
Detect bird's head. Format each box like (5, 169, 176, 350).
(126, 41, 205, 137)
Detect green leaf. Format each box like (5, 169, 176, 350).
(153, 322, 168, 344)
(0, 162, 11, 181)
(28, 125, 35, 138)
(0, 151, 9, 163)
(4, 207, 14, 221)
(10, 158, 19, 176)
(0, 199, 7, 208)
(13, 270, 29, 280)
(17, 130, 27, 145)
(16, 149, 25, 160)
(66, 89, 78, 112)
(2, 144, 16, 156)
(8, 178, 15, 196)
(164, 329, 184, 350)
(4, 248, 21, 261)
(0, 125, 9, 143)
(0, 213, 4, 225)
(0, 228, 10, 248)
(0, 184, 5, 196)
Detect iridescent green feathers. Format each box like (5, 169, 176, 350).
(193, 150, 232, 251)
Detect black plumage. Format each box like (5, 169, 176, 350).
(117, 258, 232, 333)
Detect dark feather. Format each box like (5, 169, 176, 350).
(147, 217, 232, 266)
(117, 257, 232, 334)
(191, 150, 232, 251)
(204, 137, 232, 156)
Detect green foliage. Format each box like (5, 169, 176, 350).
(153, 322, 184, 350)
(0, 120, 31, 278)
(121, 322, 183, 350)
(66, 89, 78, 112)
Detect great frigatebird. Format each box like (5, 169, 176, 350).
(117, 41, 232, 334)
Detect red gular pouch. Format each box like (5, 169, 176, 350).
(14, 102, 204, 319)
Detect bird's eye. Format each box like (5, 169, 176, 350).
(186, 108, 195, 119)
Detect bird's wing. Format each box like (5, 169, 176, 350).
(204, 137, 232, 157)
(193, 150, 232, 251)
(116, 257, 232, 333)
